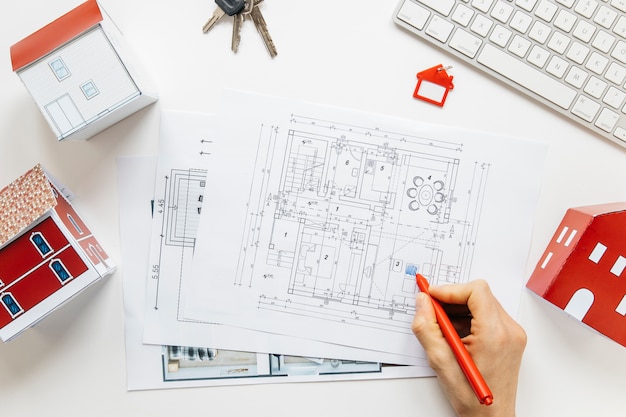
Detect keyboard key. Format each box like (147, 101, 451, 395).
(554, 9, 577, 33)
(510, 11, 533, 33)
(471, 14, 494, 37)
(397, 1, 430, 30)
(477, 44, 577, 109)
(426, 15, 455, 42)
(605, 62, 626, 85)
(490, 25, 513, 47)
(546, 55, 569, 78)
(417, 0, 455, 16)
(573, 20, 596, 43)
(603, 86, 626, 109)
(509, 35, 532, 57)
(574, 1, 599, 19)
(528, 45, 550, 67)
(451, 4, 475, 27)
(592, 30, 616, 53)
(535, 0, 558, 22)
(584, 76, 607, 98)
(565, 66, 588, 88)
(491, 1, 514, 23)
(611, 40, 626, 64)
(614, 127, 626, 143)
(567, 41, 590, 64)
(595, 108, 620, 132)
(594, 6, 617, 29)
(529, 20, 552, 43)
(571, 95, 601, 122)
(586, 52, 609, 75)
(449, 28, 483, 57)
(547, 31, 571, 54)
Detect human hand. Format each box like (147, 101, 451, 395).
(412, 280, 526, 417)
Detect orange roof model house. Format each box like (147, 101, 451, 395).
(10, 0, 157, 141)
(0, 164, 115, 342)
(527, 202, 626, 347)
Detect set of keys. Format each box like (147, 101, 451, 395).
(203, 0, 277, 58)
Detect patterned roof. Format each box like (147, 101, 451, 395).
(0, 164, 57, 247)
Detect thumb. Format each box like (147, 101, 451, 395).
(412, 293, 459, 374)
(412, 292, 448, 353)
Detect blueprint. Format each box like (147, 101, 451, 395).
(184, 91, 547, 360)
(235, 121, 484, 326)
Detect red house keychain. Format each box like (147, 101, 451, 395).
(413, 64, 454, 107)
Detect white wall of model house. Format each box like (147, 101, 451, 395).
(17, 26, 143, 140)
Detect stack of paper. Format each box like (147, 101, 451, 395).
(118, 90, 546, 390)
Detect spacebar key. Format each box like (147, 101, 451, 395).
(477, 44, 576, 110)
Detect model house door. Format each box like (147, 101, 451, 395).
(45, 94, 85, 136)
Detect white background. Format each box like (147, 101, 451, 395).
(1, 1, 625, 416)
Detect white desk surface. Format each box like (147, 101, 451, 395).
(1, 1, 625, 415)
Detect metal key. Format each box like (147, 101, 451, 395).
(231, 12, 244, 52)
(203, 0, 246, 33)
(232, 0, 254, 52)
(250, 2, 277, 58)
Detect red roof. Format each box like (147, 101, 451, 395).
(0, 164, 57, 247)
(10, 0, 103, 71)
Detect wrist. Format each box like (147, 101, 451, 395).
(455, 402, 516, 417)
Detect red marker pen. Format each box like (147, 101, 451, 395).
(415, 273, 494, 406)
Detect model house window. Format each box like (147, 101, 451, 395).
(30, 232, 52, 256)
(49, 58, 70, 81)
(610, 255, 626, 277)
(2, 293, 23, 318)
(80, 80, 99, 99)
(616, 294, 626, 316)
(50, 259, 72, 283)
(67, 214, 83, 235)
(589, 242, 607, 263)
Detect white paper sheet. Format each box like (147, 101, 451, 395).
(117, 155, 165, 390)
(183, 90, 547, 361)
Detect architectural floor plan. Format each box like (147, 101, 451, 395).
(184, 91, 547, 360)
(234, 118, 488, 332)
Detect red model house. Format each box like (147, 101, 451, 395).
(0, 164, 115, 342)
(527, 202, 626, 347)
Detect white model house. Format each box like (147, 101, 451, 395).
(10, 0, 157, 141)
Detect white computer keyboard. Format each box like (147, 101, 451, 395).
(393, 0, 626, 148)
